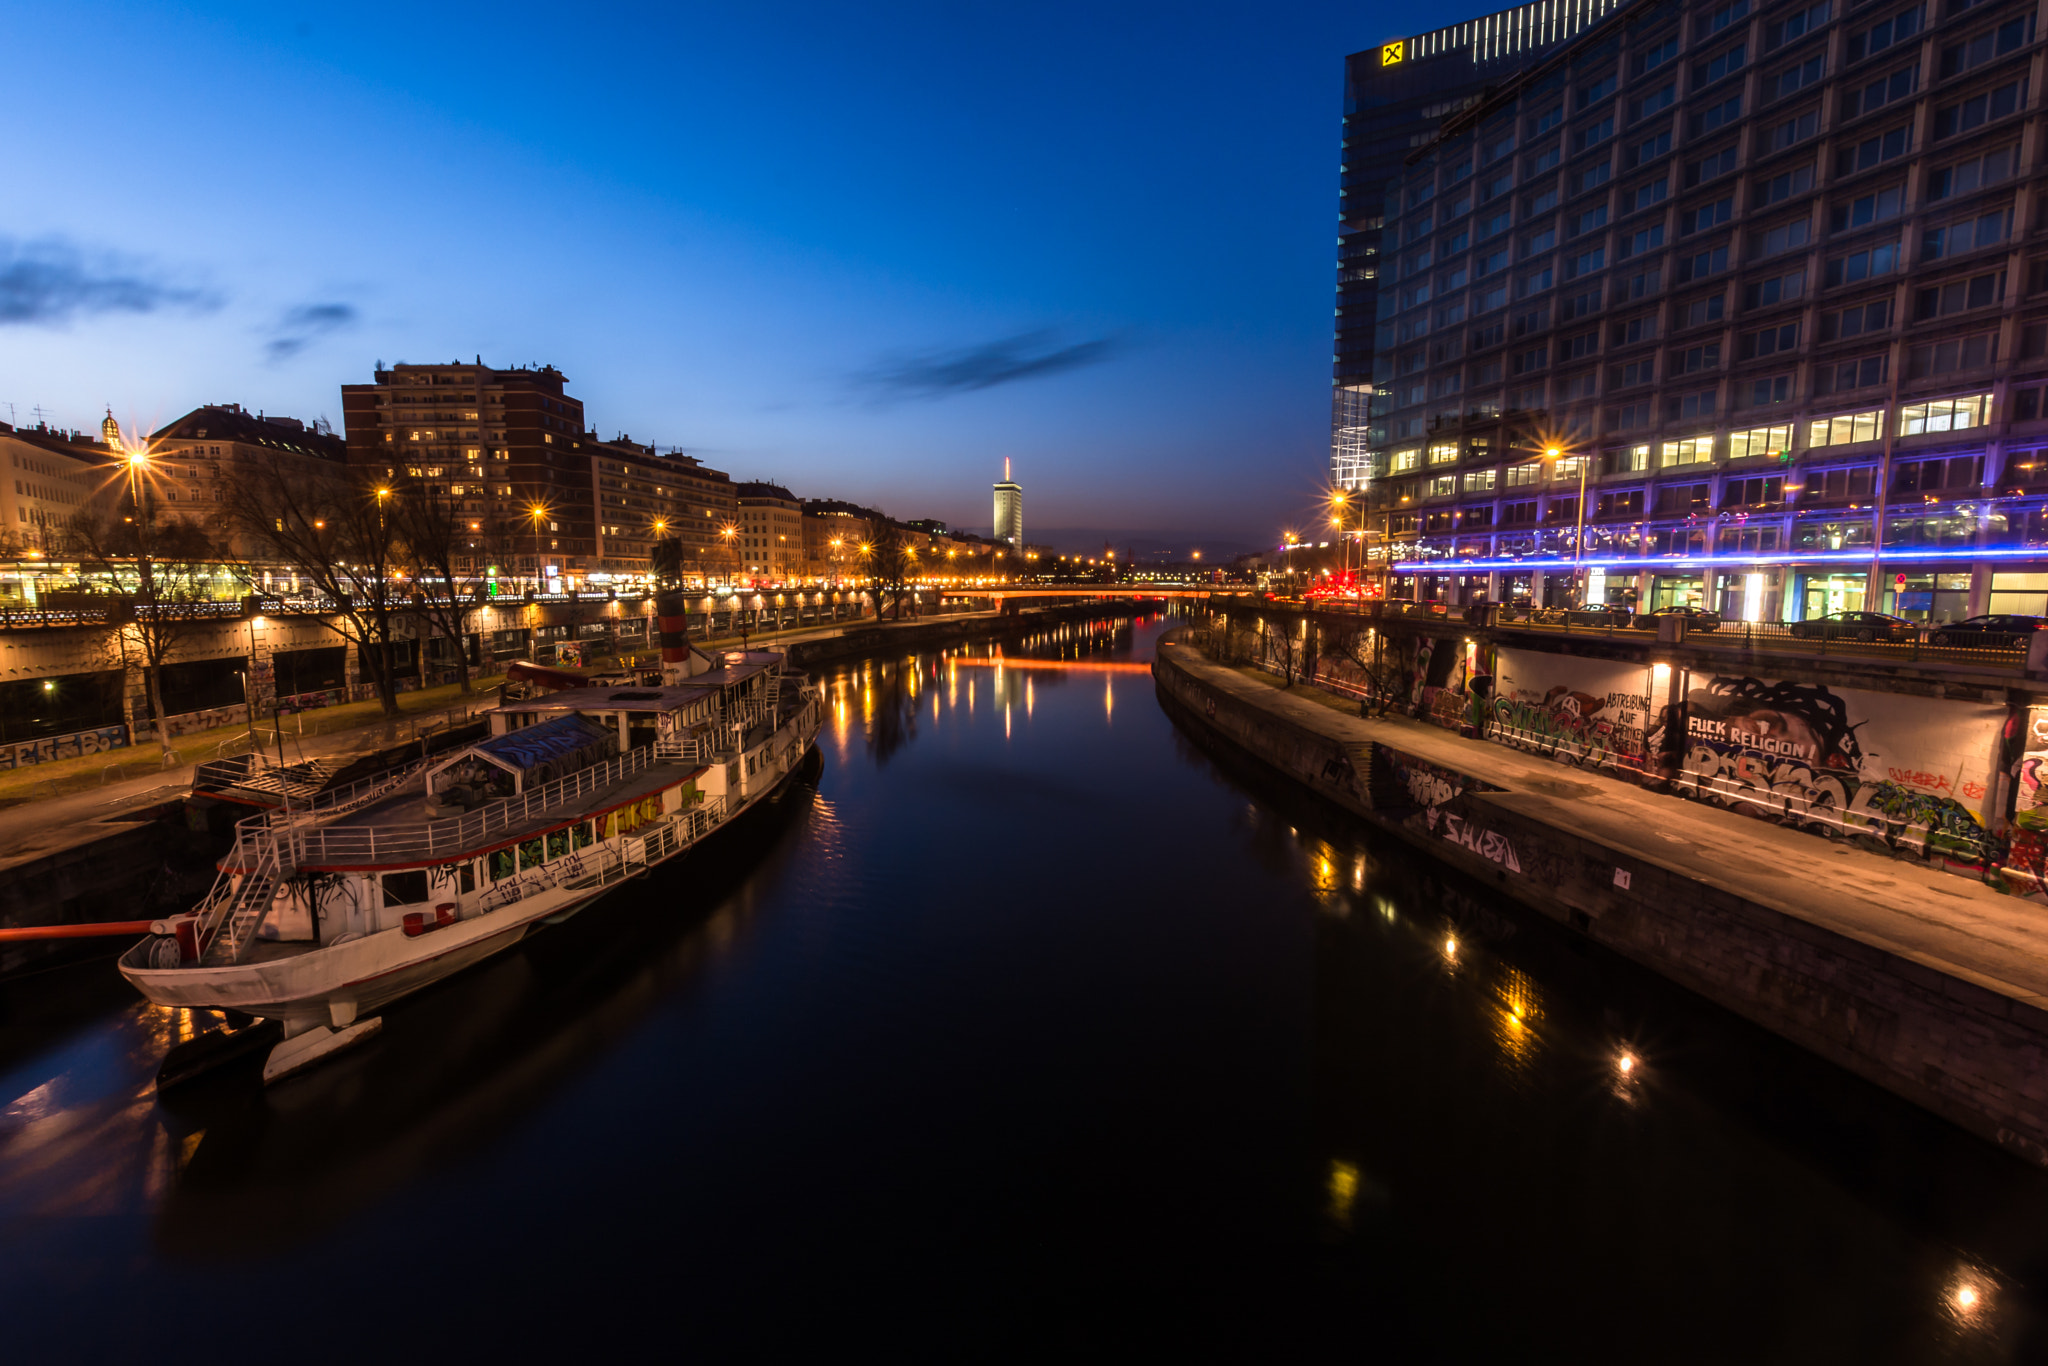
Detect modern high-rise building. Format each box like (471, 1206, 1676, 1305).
(1356, 0, 2048, 625)
(993, 459, 1023, 550)
(1334, 0, 1627, 490)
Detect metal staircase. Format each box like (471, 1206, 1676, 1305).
(199, 838, 286, 965)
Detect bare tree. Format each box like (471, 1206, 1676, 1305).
(387, 473, 481, 694)
(1328, 626, 1405, 719)
(223, 454, 404, 717)
(67, 502, 221, 761)
(866, 523, 915, 621)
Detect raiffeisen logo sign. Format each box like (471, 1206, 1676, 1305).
(1380, 39, 1404, 65)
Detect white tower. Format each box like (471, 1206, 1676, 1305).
(992, 458, 1023, 552)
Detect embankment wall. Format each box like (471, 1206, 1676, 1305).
(1153, 640, 2048, 1167)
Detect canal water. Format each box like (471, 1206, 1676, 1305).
(4, 612, 2048, 1361)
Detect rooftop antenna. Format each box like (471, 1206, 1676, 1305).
(1004, 456, 1011, 481)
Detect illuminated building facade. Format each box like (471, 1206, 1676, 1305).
(1335, 0, 1625, 492)
(1362, 0, 2048, 623)
(993, 460, 1023, 550)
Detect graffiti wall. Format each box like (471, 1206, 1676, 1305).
(1488, 649, 1657, 776)
(1682, 675, 2004, 865)
(0, 725, 128, 770)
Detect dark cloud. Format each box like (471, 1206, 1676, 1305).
(266, 301, 359, 362)
(0, 237, 216, 325)
(854, 330, 1121, 402)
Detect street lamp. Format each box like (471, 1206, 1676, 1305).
(1544, 443, 1589, 609)
(719, 522, 740, 589)
(527, 502, 550, 593)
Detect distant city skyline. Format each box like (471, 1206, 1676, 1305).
(0, 1, 1418, 544)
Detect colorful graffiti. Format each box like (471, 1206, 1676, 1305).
(0, 724, 129, 770)
(1487, 650, 1654, 776)
(1683, 675, 2005, 867)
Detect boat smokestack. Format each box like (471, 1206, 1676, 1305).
(656, 590, 695, 685)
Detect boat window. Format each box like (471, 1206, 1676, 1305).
(459, 863, 476, 893)
(382, 869, 429, 907)
(572, 822, 594, 849)
(518, 838, 545, 871)
(546, 829, 570, 859)
(491, 848, 516, 881)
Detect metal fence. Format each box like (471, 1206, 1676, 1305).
(1489, 603, 2032, 670)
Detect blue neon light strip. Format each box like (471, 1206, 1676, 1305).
(1389, 544, 2048, 572)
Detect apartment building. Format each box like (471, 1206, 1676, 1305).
(736, 481, 803, 582)
(1361, 0, 2048, 623)
(341, 360, 733, 586)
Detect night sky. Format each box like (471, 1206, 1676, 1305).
(3, 1, 1408, 549)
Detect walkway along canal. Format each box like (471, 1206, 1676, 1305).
(4, 611, 2048, 1359)
(1154, 628, 2048, 1168)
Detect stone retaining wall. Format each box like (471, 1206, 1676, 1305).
(1153, 639, 2048, 1167)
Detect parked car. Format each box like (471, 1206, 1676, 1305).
(1929, 614, 2048, 646)
(1647, 604, 1722, 632)
(1788, 610, 1917, 642)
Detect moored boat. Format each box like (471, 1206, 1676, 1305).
(122, 598, 822, 1083)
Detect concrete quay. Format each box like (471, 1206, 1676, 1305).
(1153, 635, 2048, 1167)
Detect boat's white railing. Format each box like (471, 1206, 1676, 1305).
(472, 796, 729, 911)
(231, 757, 436, 846)
(236, 742, 703, 868)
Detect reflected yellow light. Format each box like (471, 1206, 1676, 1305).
(1444, 936, 1457, 958)
(1617, 1052, 1636, 1074)
(1327, 1159, 1359, 1230)
(1957, 1286, 1979, 1309)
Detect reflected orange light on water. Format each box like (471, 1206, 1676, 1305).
(949, 657, 1151, 673)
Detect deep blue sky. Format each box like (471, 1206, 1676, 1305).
(2, 1, 1407, 547)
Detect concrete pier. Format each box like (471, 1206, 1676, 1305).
(1153, 635, 2048, 1166)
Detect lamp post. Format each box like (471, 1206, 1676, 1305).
(719, 522, 740, 589)
(1544, 443, 1589, 609)
(527, 502, 549, 594)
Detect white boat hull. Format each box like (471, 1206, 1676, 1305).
(124, 728, 819, 1045)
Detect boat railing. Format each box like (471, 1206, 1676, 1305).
(231, 757, 436, 847)
(471, 795, 730, 911)
(240, 742, 686, 868)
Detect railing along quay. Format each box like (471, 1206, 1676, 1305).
(1487, 603, 2035, 671)
(1243, 595, 2043, 674)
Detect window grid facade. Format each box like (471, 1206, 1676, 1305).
(1354, 0, 2048, 617)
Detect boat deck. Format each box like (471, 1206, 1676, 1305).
(283, 757, 710, 870)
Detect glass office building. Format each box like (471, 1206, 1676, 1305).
(1335, 0, 1627, 491)
(1357, 0, 2048, 624)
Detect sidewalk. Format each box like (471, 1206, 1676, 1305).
(1169, 642, 2048, 1012)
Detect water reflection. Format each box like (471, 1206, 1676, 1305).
(6, 609, 2048, 1359)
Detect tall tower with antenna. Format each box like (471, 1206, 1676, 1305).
(992, 458, 1022, 553)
